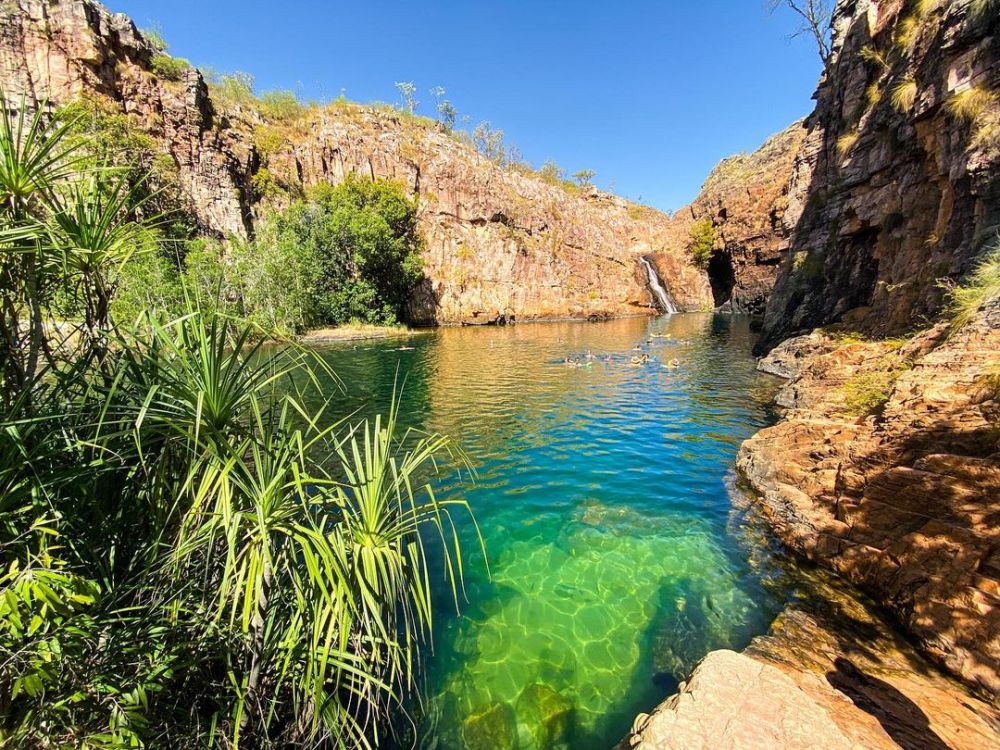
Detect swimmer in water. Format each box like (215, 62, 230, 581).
(666, 358, 680, 369)
(586, 349, 595, 360)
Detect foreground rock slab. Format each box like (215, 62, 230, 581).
(624, 649, 855, 749)
(624, 573, 1000, 750)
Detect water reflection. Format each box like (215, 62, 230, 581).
(307, 314, 790, 749)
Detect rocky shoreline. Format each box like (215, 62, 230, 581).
(622, 569, 1000, 749)
(623, 304, 1000, 748)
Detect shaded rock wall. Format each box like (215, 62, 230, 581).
(656, 122, 807, 315)
(757, 0, 1000, 352)
(0, 0, 712, 324)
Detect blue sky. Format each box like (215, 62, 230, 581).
(109, 1, 822, 211)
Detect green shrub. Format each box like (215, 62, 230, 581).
(250, 167, 285, 199)
(176, 179, 424, 334)
(687, 217, 715, 268)
(252, 124, 286, 159)
(141, 26, 167, 51)
(840, 357, 911, 416)
(269, 177, 424, 327)
(258, 89, 306, 121)
(111, 240, 183, 322)
(206, 70, 258, 110)
(538, 160, 565, 184)
(150, 53, 190, 81)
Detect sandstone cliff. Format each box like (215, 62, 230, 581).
(757, 0, 1000, 351)
(654, 122, 808, 315)
(0, 0, 713, 325)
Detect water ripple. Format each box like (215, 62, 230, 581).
(309, 314, 790, 749)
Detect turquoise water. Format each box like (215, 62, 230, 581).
(308, 314, 790, 750)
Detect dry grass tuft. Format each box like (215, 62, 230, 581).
(891, 78, 918, 112)
(837, 130, 860, 158)
(948, 86, 998, 122)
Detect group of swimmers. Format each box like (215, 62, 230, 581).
(560, 345, 681, 369)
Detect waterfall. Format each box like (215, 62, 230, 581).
(640, 257, 678, 314)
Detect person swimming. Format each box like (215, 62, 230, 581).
(665, 358, 680, 369)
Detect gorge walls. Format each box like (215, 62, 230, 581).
(757, 0, 1000, 351)
(655, 122, 807, 315)
(0, 0, 713, 325)
(731, 0, 1000, 704)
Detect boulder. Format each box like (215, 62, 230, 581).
(515, 682, 573, 749)
(462, 701, 518, 750)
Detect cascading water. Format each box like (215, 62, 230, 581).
(640, 256, 678, 314)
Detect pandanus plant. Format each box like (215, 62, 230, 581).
(0, 89, 481, 748)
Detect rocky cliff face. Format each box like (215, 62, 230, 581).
(757, 0, 1000, 351)
(655, 122, 807, 315)
(729, 0, 1000, 702)
(0, 0, 712, 324)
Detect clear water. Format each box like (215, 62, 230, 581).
(308, 314, 791, 750)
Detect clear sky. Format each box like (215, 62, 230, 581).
(108, 0, 822, 212)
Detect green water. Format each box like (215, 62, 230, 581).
(308, 314, 791, 750)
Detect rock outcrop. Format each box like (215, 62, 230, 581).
(738, 300, 1000, 697)
(656, 122, 808, 314)
(0, 0, 712, 324)
(757, 0, 1000, 351)
(623, 572, 1000, 749)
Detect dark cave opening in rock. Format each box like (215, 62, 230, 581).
(707, 250, 736, 309)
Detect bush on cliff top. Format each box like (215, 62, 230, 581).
(150, 53, 190, 81)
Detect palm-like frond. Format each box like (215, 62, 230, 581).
(0, 90, 82, 215)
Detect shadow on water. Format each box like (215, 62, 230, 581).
(306, 314, 796, 749)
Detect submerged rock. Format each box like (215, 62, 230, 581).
(516, 682, 574, 749)
(462, 701, 518, 750)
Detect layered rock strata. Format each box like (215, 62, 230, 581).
(0, 0, 713, 324)
(739, 305, 1000, 696)
(757, 0, 1000, 351)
